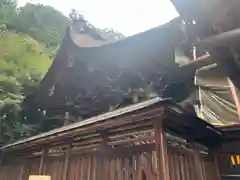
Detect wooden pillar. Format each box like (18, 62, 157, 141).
(39, 148, 48, 175)
(154, 121, 170, 180)
(62, 143, 71, 180)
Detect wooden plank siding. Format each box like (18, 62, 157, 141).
(0, 99, 222, 180)
(0, 141, 220, 180)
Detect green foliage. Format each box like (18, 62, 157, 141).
(0, 31, 50, 143)
(9, 3, 70, 49)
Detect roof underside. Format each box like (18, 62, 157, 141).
(28, 18, 194, 117)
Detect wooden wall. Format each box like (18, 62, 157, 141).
(0, 145, 219, 180)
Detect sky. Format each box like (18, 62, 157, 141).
(18, 0, 179, 36)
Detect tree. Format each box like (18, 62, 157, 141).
(0, 31, 51, 143)
(8, 3, 70, 51)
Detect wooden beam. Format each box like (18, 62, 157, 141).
(62, 143, 71, 180)
(39, 148, 48, 175)
(154, 121, 170, 180)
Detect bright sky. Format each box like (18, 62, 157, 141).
(18, 0, 179, 36)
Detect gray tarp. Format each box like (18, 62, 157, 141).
(195, 64, 240, 126)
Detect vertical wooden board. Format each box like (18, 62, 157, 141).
(50, 161, 55, 180)
(116, 158, 121, 180)
(174, 153, 181, 180)
(131, 155, 136, 180)
(127, 157, 132, 180)
(67, 158, 74, 180)
(8, 166, 13, 180)
(6, 166, 10, 180)
(115, 158, 118, 180)
(60, 159, 65, 180)
(46, 161, 52, 178)
(180, 154, 185, 180)
(124, 157, 128, 180)
(42, 160, 47, 175)
(78, 157, 83, 180)
(184, 155, 190, 180)
(168, 153, 174, 180)
(74, 157, 79, 180)
(189, 155, 196, 180)
(200, 157, 207, 180)
(110, 158, 114, 180)
(23, 164, 31, 180)
(87, 156, 92, 180)
(1, 167, 5, 180)
(54, 160, 60, 180)
(92, 156, 96, 180)
(13, 166, 20, 180)
(154, 122, 170, 180)
(151, 151, 158, 179)
(71, 157, 78, 180)
(116, 158, 119, 180)
(121, 157, 124, 180)
(42, 161, 48, 175)
(83, 158, 88, 180)
(62, 145, 71, 180)
(0, 167, 2, 178)
(104, 157, 109, 180)
(146, 152, 153, 180)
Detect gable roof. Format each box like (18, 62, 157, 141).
(27, 18, 194, 117)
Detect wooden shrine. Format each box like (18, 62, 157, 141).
(0, 98, 223, 180)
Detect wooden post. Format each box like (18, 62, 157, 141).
(39, 149, 48, 175)
(62, 143, 71, 180)
(154, 121, 170, 180)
